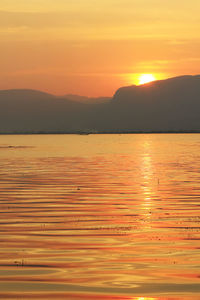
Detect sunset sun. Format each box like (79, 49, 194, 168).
(139, 74, 156, 85)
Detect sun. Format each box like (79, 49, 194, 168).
(139, 74, 156, 85)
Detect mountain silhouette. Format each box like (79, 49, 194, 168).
(0, 75, 200, 133)
(62, 94, 111, 104)
(0, 89, 88, 132)
(111, 75, 200, 131)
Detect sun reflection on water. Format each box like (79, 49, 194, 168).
(0, 134, 200, 299)
(140, 140, 155, 211)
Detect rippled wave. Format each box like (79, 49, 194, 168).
(0, 134, 200, 299)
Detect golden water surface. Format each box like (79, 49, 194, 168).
(0, 134, 200, 300)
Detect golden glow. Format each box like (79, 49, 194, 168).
(135, 298, 157, 300)
(127, 73, 166, 86)
(0, 0, 200, 95)
(139, 74, 156, 85)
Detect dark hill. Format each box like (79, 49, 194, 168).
(111, 75, 200, 132)
(0, 75, 200, 133)
(0, 89, 89, 132)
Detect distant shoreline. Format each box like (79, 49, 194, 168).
(1, 130, 200, 135)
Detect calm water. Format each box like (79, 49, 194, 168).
(0, 134, 200, 300)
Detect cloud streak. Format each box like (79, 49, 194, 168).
(0, 0, 199, 96)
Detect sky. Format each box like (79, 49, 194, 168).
(0, 0, 200, 96)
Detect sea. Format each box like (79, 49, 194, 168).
(0, 134, 200, 299)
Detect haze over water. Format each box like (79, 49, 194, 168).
(0, 134, 200, 299)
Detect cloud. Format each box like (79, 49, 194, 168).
(0, 11, 77, 29)
(0, 9, 180, 30)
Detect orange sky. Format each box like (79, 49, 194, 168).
(0, 0, 200, 96)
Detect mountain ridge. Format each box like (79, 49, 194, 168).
(0, 75, 200, 133)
